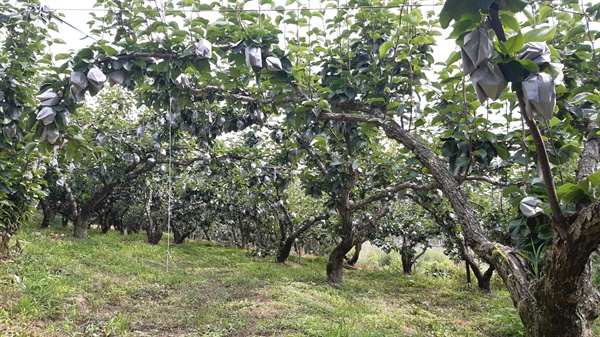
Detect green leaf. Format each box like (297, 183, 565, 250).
(449, 19, 476, 39)
(523, 26, 557, 42)
(475, 0, 495, 9)
(503, 32, 524, 53)
(402, 13, 420, 26)
(177, 95, 190, 109)
(352, 160, 359, 170)
(440, 10, 452, 29)
(504, 0, 529, 13)
(566, 26, 586, 40)
(75, 48, 94, 61)
(446, 51, 462, 65)
(548, 117, 561, 128)
(502, 185, 521, 197)
(556, 183, 585, 205)
(500, 14, 521, 32)
(24, 142, 37, 154)
(379, 41, 394, 58)
(494, 144, 510, 160)
(517, 59, 540, 74)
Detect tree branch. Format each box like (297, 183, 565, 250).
(463, 176, 524, 187)
(296, 136, 328, 175)
(517, 90, 568, 240)
(350, 182, 435, 210)
(356, 202, 390, 239)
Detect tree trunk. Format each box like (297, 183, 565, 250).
(173, 226, 190, 245)
(518, 261, 598, 337)
(277, 215, 329, 264)
(202, 228, 211, 241)
(460, 242, 494, 291)
(73, 216, 88, 239)
(346, 240, 362, 266)
(61, 214, 69, 227)
(40, 202, 56, 228)
(326, 237, 354, 285)
(0, 232, 9, 258)
(100, 212, 110, 234)
(477, 267, 494, 292)
(277, 235, 296, 263)
(146, 228, 163, 245)
(401, 250, 415, 275)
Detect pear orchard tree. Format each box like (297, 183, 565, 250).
(1, 0, 600, 335)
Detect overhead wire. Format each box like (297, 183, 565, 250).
(49, 4, 443, 14)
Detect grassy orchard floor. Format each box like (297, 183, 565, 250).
(0, 224, 592, 337)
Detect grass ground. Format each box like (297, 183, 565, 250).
(0, 222, 594, 337)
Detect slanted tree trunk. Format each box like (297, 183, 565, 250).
(277, 215, 329, 263)
(460, 242, 494, 291)
(277, 235, 297, 263)
(173, 223, 196, 245)
(345, 240, 363, 266)
(72, 183, 116, 239)
(202, 228, 211, 241)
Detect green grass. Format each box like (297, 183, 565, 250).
(0, 223, 595, 336)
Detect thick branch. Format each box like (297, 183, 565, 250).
(350, 182, 435, 210)
(576, 137, 600, 182)
(356, 202, 390, 239)
(296, 136, 328, 175)
(295, 214, 330, 237)
(517, 91, 568, 240)
(463, 176, 523, 187)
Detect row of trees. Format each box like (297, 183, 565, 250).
(1, 0, 599, 335)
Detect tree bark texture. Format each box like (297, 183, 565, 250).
(577, 137, 600, 182)
(73, 216, 89, 239)
(327, 199, 355, 284)
(326, 237, 354, 284)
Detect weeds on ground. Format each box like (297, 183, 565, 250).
(0, 222, 588, 336)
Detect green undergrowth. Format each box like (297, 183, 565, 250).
(0, 222, 595, 336)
